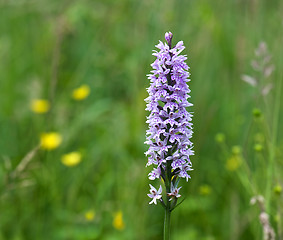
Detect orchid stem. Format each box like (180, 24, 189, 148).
(164, 200, 171, 240)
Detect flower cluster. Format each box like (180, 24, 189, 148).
(145, 32, 194, 204)
(250, 195, 276, 240)
(241, 41, 274, 96)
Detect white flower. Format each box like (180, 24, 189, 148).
(147, 184, 162, 205)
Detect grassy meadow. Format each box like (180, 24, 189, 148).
(0, 0, 283, 239)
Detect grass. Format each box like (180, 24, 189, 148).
(0, 0, 282, 239)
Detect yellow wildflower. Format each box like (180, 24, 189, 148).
(61, 152, 82, 167)
(215, 133, 225, 143)
(253, 108, 262, 118)
(84, 210, 95, 221)
(30, 99, 50, 114)
(231, 145, 242, 155)
(273, 184, 282, 195)
(254, 144, 263, 152)
(40, 132, 62, 150)
(113, 211, 125, 231)
(72, 84, 90, 100)
(226, 155, 242, 171)
(199, 184, 212, 196)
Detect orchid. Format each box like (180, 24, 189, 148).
(145, 32, 194, 240)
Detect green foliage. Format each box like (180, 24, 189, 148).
(0, 0, 282, 239)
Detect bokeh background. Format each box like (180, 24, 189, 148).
(0, 0, 283, 239)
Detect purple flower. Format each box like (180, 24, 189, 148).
(145, 32, 194, 196)
(165, 32, 173, 45)
(148, 167, 161, 180)
(148, 184, 162, 205)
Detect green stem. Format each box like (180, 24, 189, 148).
(164, 204, 171, 240)
(164, 159, 172, 240)
(164, 37, 173, 240)
(265, 46, 283, 212)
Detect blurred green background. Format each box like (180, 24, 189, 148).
(0, 0, 282, 239)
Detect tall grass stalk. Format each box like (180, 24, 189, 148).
(265, 52, 283, 213)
